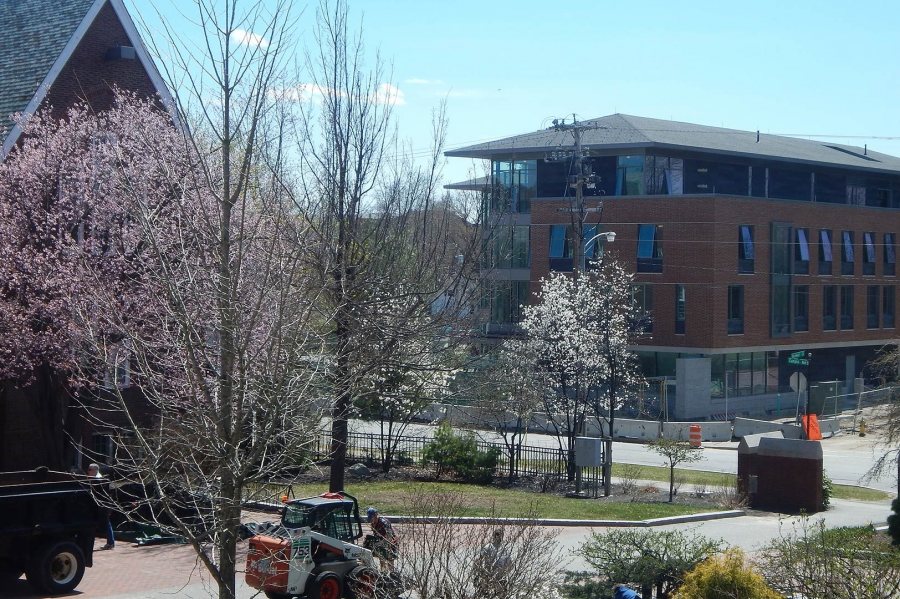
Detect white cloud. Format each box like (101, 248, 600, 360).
(230, 28, 269, 49)
(404, 78, 444, 86)
(271, 82, 405, 106)
(371, 83, 405, 106)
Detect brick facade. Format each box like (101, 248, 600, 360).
(531, 194, 900, 352)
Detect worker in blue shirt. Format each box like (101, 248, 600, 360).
(613, 584, 641, 599)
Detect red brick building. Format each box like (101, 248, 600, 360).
(447, 114, 900, 420)
(0, 0, 172, 469)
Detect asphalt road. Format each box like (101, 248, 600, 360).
(350, 419, 899, 493)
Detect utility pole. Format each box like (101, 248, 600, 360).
(549, 115, 605, 496)
(548, 115, 604, 274)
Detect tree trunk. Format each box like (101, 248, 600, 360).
(217, 474, 239, 599)
(669, 463, 675, 502)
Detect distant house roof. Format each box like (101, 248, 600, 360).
(0, 0, 173, 157)
(445, 113, 900, 175)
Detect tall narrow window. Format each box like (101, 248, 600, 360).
(884, 286, 896, 328)
(885, 233, 896, 276)
(675, 284, 686, 334)
(819, 229, 833, 275)
(549, 224, 572, 271)
(867, 285, 880, 328)
(636, 224, 663, 273)
(823, 285, 837, 331)
(727, 285, 744, 334)
(794, 228, 810, 275)
(841, 230, 855, 275)
(793, 285, 809, 332)
(738, 225, 754, 273)
(630, 284, 653, 333)
(840, 285, 854, 329)
(863, 232, 876, 275)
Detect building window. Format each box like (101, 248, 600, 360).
(491, 160, 535, 213)
(487, 225, 530, 269)
(867, 285, 880, 328)
(885, 233, 896, 276)
(841, 230, 855, 275)
(549, 224, 573, 271)
(636, 224, 663, 273)
(645, 156, 684, 195)
(615, 155, 645, 196)
(794, 228, 810, 275)
(738, 225, 754, 274)
(884, 286, 896, 328)
(486, 281, 529, 324)
(818, 229, 833, 275)
(674, 284, 686, 334)
(840, 285, 854, 329)
(863, 232, 876, 275)
(630, 284, 653, 333)
(727, 285, 744, 334)
(711, 351, 778, 398)
(793, 285, 809, 332)
(822, 285, 837, 330)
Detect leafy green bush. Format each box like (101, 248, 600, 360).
(422, 422, 499, 484)
(888, 496, 900, 546)
(822, 472, 833, 508)
(674, 548, 780, 599)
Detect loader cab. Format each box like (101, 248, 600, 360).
(281, 492, 363, 543)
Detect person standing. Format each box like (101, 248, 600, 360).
(365, 507, 397, 571)
(475, 529, 512, 597)
(87, 463, 115, 550)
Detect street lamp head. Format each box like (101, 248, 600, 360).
(604, 232, 616, 243)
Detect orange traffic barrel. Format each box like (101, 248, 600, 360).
(689, 424, 702, 448)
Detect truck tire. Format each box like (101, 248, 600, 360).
(310, 572, 343, 599)
(25, 540, 85, 594)
(345, 565, 378, 598)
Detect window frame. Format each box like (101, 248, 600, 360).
(823, 285, 837, 331)
(674, 284, 686, 334)
(884, 286, 896, 328)
(636, 224, 663, 273)
(840, 285, 854, 329)
(863, 232, 876, 276)
(727, 285, 744, 335)
(841, 230, 855, 276)
(738, 225, 755, 274)
(818, 229, 833, 275)
(793, 285, 809, 332)
(794, 228, 810, 275)
(867, 285, 880, 329)
(885, 233, 896, 276)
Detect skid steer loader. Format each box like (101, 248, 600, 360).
(245, 491, 382, 599)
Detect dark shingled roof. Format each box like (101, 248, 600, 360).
(446, 113, 900, 175)
(0, 0, 97, 139)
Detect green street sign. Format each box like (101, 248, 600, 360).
(787, 350, 811, 366)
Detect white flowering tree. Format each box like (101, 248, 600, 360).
(471, 341, 545, 482)
(520, 258, 645, 488)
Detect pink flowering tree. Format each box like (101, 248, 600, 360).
(0, 89, 322, 599)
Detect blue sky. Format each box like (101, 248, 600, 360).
(126, 0, 900, 186)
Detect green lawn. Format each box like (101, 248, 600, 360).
(615, 463, 891, 502)
(271, 481, 716, 521)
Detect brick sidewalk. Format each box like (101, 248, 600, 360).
(5, 538, 250, 598)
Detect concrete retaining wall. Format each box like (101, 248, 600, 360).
(662, 421, 734, 441)
(733, 417, 803, 439)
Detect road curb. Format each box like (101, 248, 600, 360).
(243, 501, 745, 527)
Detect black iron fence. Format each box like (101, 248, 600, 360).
(307, 431, 576, 479)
